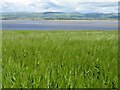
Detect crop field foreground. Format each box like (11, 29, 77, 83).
(2, 30, 118, 88)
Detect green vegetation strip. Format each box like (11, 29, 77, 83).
(0, 30, 2, 89)
(2, 30, 118, 88)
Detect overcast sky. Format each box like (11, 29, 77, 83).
(1, 0, 119, 13)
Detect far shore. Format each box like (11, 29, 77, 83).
(0, 19, 117, 21)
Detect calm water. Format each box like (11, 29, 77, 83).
(2, 20, 118, 30)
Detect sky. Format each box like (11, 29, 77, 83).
(1, 0, 119, 13)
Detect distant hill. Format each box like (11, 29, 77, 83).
(0, 12, 118, 20)
(43, 12, 63, 14)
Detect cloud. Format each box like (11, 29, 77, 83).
(1, 0, 119, 13)
(74, 2, 118, 13)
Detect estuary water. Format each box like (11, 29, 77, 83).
(2, 20, 118, 30)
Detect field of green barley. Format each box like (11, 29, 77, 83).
(0, 30, 2, 89)
(2, 30, 118, 88)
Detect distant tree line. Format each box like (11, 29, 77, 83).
(0, 17, 117, 20)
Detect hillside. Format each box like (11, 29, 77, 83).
(1, 12, 118, 20)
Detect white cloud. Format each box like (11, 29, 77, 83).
(2, 0, 31, 4)
(1, 0, 119, 13)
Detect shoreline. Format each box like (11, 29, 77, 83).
(1, 19, 117, 21)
